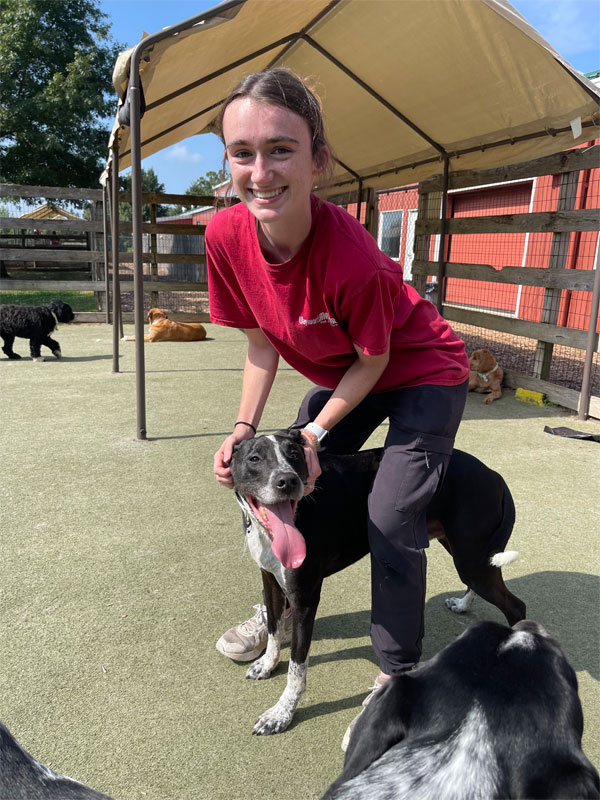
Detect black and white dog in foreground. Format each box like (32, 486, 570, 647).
(321, 620, 600, 800)
(0, 721, 114, 799)
(228, 429, 526, 737)
(0, 299, 75, 361)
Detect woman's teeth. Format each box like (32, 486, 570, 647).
(252, 188, 284, 199)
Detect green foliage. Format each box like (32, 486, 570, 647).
(118, 168, 167, 222)
(0, 0, 123, 189)
(164, 168, 229, 216)
(0, 290, 96, 310)
(185, 169, 229, 197)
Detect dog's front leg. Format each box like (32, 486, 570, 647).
(246, 570, 286, 681)
(252, 596, 319, 736)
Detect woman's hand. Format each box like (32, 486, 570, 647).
(213, 425, 255, 489)
(300, 431, 322, 496)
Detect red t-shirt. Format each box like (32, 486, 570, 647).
(206, 196, 468, 392)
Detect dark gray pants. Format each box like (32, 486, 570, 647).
(292, 380, 469, 674)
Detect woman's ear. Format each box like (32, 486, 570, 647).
(314, 145, 330, 176)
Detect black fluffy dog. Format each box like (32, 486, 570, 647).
(0, 300, 74, 360)
(322, 620, 600, 800)
(0, 721, 114, 799)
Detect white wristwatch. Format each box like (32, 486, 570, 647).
(303, 422, 329, 446)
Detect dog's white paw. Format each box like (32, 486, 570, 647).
(445, 597, 464, 614)
(252, 705, 293, 736)
(32, 356, 46, 362)
(246, 656, 277, 680)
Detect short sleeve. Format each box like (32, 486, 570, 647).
(206, 216, 258, 328)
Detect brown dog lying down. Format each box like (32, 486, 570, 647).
(122, 308, 207, 342)
(468, 348, 503, 404)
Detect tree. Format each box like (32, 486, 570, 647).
(0, 0, 122, 189)
(185, 169, 229, 197)
(164, 168, 229, 216)
(119, 168, 167, 222)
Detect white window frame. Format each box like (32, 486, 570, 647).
(378, 209, 403, 261)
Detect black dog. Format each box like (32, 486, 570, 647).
(0, 299, 75, 361)
(322, 620, 600, 799)
(228, 430, 526, 736)
(0, 721, 114, 799)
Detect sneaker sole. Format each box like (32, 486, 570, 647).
(215, 640, 266, 662)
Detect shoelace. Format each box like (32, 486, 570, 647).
(239, 604, 266, 634)
(362, 677, 387, 707)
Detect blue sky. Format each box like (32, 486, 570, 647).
(98, 0, 600, 194)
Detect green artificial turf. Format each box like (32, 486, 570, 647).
(0, 322, 598, 799)
(0, 289, 97, 310)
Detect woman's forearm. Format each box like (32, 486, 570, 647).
(237, 328, 280, 429)
(311, 347, 389, 433)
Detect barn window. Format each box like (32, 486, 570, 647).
(378, 209, 403, 260)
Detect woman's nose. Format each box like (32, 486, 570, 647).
(251, 153, 272, 183)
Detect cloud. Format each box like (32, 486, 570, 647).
(165, 144, 203, 163)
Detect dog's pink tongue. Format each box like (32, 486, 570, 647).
(261, 502, 306, 569)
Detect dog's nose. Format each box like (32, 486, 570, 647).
(275, 472, 301, 492)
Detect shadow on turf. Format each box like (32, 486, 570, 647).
(0, 354, 114, 363)
(226, 571, 598, 729)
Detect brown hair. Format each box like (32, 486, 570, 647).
(217, 68, 333, 184)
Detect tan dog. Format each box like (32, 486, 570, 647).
(468, 348, 503, 403)
(123, 308, 207, 342)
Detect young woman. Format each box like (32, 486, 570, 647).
(207, 68, 469, 748)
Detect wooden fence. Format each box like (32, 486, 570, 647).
(0, 185, 220, 323)
(412, 146, 600, 418)
(2, 163, 599, 418)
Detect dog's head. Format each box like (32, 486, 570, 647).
(47, 300, 75, 323)
(469, 348, 497, 374)
(147, 308, 169, 324)
(229, 429, 308, 569)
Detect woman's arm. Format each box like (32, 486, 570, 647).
(301, 344, 390, 446)
(214, 327, 279, 488)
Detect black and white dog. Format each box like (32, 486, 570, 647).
(0, 721, 114, 799)
(228, 429, 526, 736)
(321, 620, 600, 799)
(0, 299, 75, 361)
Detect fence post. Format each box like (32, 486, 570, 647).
(533, 170, 579, 379)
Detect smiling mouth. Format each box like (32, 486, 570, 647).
(250, 187, 286, 200)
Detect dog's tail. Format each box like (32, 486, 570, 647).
(490, 550, 519, 568)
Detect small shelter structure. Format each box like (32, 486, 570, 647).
(102, 0, 600, 438)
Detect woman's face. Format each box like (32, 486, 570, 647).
(222, 97, 327, 231)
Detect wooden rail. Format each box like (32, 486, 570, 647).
(413, 145, 600, 417)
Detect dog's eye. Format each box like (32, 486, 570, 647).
(249, 455, 261, 463)
(286, 450, 299, 460)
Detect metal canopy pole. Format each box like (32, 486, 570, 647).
(102, 184, 110, 324)
(110, 141, 122, 374)
(124, 0, 251, 440)
(129, 74, 147, 440)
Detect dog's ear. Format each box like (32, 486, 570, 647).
(225, 439, 249, 468)
(517, 752, 600, 799)
(283, 427, 305, 444)
(336, 675, 411, 786)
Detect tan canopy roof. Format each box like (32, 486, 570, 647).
(105, 0, 600, 191)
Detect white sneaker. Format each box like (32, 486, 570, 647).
(216, 604, 293, 662)
(341, 674, 389, 752)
